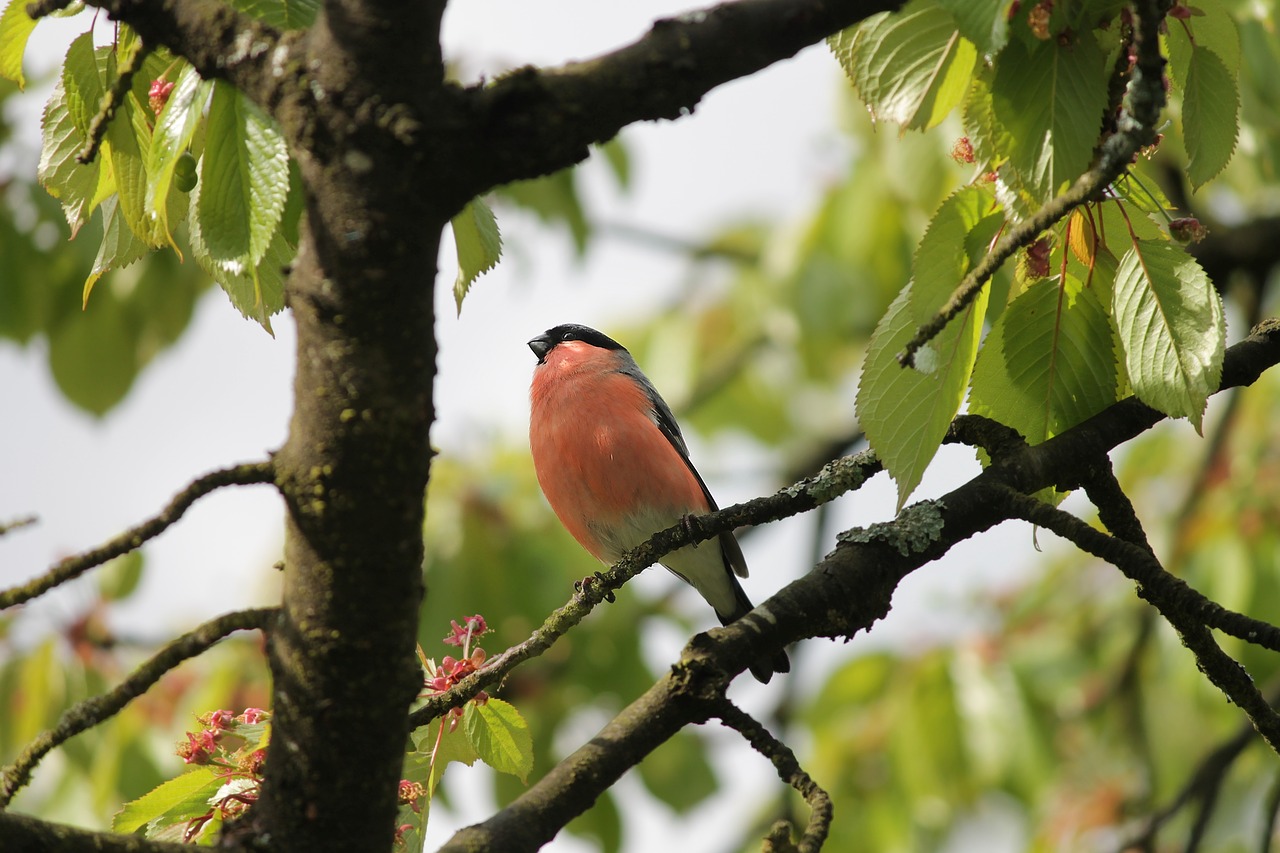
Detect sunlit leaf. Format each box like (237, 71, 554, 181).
(464, 698, 533, 783)
(970, 275, 1118, 445)
(0, 0, 37, 89)
(991, 31, 1108, 198)
(857, 282, 988, 509)
(196, 80, 289, 269)
(1182, 46, 1239, 188)
(112, 767, 221, 834)
(1112, 239, 1224, 430)
(451, 196, 502, 314)
(830, 0, 977, 132)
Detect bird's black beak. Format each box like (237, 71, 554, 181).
(528, 335, 553, 363)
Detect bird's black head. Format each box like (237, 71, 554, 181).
(528, 324, 627, 363)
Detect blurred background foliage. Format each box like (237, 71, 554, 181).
(4, 2, 1280, 851)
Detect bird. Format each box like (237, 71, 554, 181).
(527, 323, 790, 683)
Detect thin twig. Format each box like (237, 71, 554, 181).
(0, 607, 277, 808)
(0, 461, 276, 610)
(713, 698, 832, 853)
(898, 0, 1168, 367)
(0, 515, 37, 537)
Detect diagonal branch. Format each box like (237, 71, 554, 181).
(463, 0, 903, 194)
(0, 607, 277, 809)
(0, 461, 276, 610)
(897, 0, 1169, 367)
(713, 699, 832, 853)
(0, 810, 194, 852)
(994, 486, 1280, 753)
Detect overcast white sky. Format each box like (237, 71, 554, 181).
(0, 4, 1053, 850)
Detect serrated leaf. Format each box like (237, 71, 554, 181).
(970, 276, 1118, 445)
(991, 31, 1109, 198)
(38, 34, 108, 236)
(910, 184, 1002, 323)
(0, 0, 37, 89)
(464, 699, 532, 783)
(936, 0, 1009, 56)
(1112, 239, 1224, 429)
(1165, 0, 1240, 88)
(112, 767, 221, 834)
(197, 80, 289, 269)
(1183, 46, 1239, 188)
(147, 64, 210, 252)
(83, 196, 148, 307)
(190, 171, 291, 333)
(830, 0, 977, 132)
(451, 197, 501, 314)
(857, 282, 988, 509)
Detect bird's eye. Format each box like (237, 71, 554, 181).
(561, 332, 573, 341)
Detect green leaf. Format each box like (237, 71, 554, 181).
(1112, 239, 1224, 430)
(936, 0, 1009, 56)
(910, 184, 1002, 324)
(411, 718, 479, 795)
(224, 0, 320, 29)
(112, 766, 221, 834)
(83, 195, 149, 307)
(146, 63, 210, 251)
(38, 33, 108, 236)
(597, 138, 631, 189)
(991, 31, 1109, 198)
(0, 0, 37, 89)
(1182, 46, 1239, 188)
(856, 282, 988, 509)
(190, 179, 292, 332)
(103, 55, 159, 247)
(970, 276, 1118, 445)
(196, 80, 289, 269)
(829, 0, 977, 132)
(451, 197, 502, 314)
(1165, 0, 1240, 88)
(463, 698, 532, 783)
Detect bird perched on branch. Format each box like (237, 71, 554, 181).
(527, 323, 789, 683)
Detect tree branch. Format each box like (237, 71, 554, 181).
(0, 810, 193, 852)
(462, 0, 903, 194)
(897, 0, 1169, 367)
(713, 699, 832, 853)
(0, 607, 277, 809)
(0, 461, 276, 610)
(994, 486, 1280, 753)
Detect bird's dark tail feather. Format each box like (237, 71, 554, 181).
(720, 579, 791, 684)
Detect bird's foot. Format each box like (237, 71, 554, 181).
(575, 572, 616, 603)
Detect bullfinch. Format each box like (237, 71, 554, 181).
(528, 323, 790, 683)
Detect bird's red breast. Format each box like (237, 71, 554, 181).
(530, 340, 709, 563)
